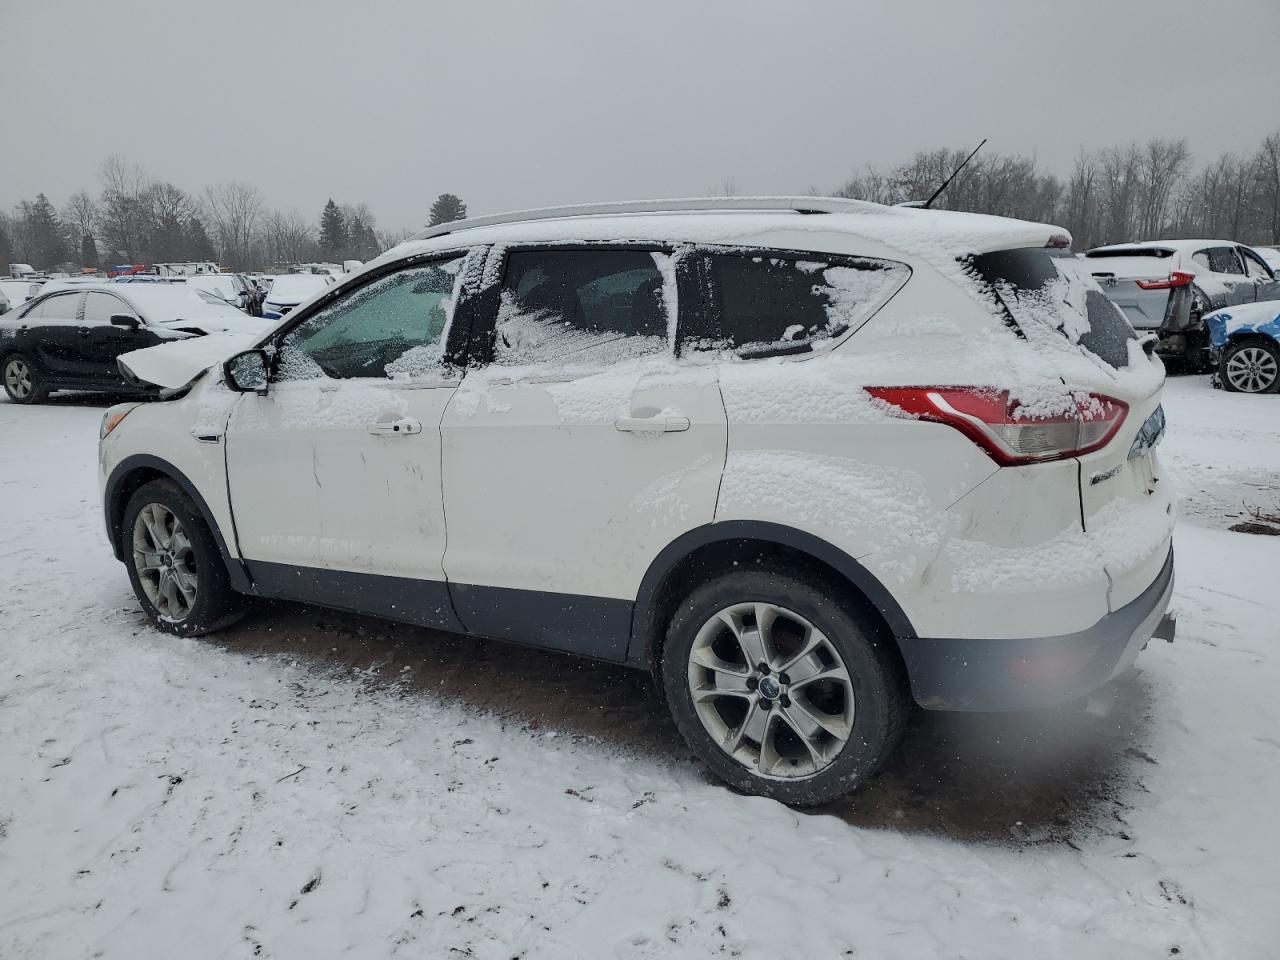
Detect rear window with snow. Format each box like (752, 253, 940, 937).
(706, 253, 907, 357)
(494, 249, 670, 366)
(968, 248, 1138, 368)
(277, 258, 462, 380)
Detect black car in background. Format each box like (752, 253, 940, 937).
(1, 284, 264, 403)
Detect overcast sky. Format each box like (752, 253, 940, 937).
(3, 0, 1277, 231)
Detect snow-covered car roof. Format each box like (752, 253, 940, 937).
(1087, 239, 1245, 256)
(266, 274, 333, 302)
(377, 197, 1071, 271)
(47, 282, 249, 325)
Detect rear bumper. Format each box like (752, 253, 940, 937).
(898, 546, 1174, 711)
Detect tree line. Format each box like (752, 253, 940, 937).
(0, 155, 469, 273)
(7, 133, 1280, 274)
(832, 131, 1280, 250)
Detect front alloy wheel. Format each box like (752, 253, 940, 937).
(688, 602, 854, 779)
(132, 503, 199, 622)
(1222, 342, 1279, 394)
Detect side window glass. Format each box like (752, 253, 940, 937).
(276, 258, 464, 381)
(1241, 249, 1271, 279)
(1207, 247, 1244, 275)
(707, 253, 908, 356)
(37, 293, 82, 322)
(83, 292, 132, 324)
(494, 249, 670, 366)
(1192, 251, 1212, 271)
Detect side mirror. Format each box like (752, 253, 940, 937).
(110, 313, 141, 329)
(224, 349, 270, 394)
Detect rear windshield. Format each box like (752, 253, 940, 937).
(968, 248, 1138, 368)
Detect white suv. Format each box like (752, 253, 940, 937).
(98, 198, 1176, 805)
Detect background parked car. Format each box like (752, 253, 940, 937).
(0, 283, 265, 403)
(0, 278, 38, 312)
(186, 273, 262, 315)
(260, 273, 333, 320)
(1206, 300, 1280, 393)
(1085, 240, 1280, 368)
(1255, 246, 1280, 273)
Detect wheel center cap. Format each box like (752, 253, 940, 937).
(758, 676, 782, 701)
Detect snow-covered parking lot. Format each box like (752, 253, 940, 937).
(1, 376, 1277, 959)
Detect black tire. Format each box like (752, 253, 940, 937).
(1219, 338, 1280, 394)
(2, 353, 50, 404)
(661, 568, 909, 806)
(122, 479, 247, 636)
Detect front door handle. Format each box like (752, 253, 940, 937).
(615, 414, 691, 433)
(368, 417, 423, 436)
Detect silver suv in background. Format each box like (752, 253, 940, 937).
(1085, 240, 1280, 368)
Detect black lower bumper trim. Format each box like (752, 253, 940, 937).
(898, 547, 1174, 712)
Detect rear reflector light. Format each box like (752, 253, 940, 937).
(865, 387, 1129, 466)
(1135, 270, 1194, 290)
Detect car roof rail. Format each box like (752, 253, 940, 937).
(406, 196, 885, 242)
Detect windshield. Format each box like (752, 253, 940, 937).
(968, 247, 1138, 368)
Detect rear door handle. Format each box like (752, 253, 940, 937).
(368, 417, 423, 436)
(615, 414, 691, 433)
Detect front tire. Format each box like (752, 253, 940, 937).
(3, 354, 49, 404)
(1220, 339, 1280, 394)
(661, 569, 908, 806)
(123, 479, 247, 636)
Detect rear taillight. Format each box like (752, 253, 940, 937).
(865, 387, 1129, 466)
(1135, 270, 1194, 291)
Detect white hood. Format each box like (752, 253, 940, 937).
(118, 332, 258, 390)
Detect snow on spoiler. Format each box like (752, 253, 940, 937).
(118, 333, 258, 391)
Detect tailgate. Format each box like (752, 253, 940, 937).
(1077, 388, 1176, 611)
(1093, 279, 1170, 331)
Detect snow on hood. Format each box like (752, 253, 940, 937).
(118, 332, 258, 390)
(153, 313, 268, 336)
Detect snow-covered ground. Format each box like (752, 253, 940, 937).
(1, 376, 1277, 959)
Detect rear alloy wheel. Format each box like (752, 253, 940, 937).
(1221, 340, 1280, 394)
(3, 355, 49, 404)
(662, 569, 908, 806)
(123, 479, 247, 636)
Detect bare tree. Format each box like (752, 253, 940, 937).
(61, 190, 98, 244)
(204, 182, 263, 269)
(98, 155, 153, 261)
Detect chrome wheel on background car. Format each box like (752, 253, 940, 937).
(688, 602, 855, 779)
(1222, 343, 1279, 394)
(132, 503, 199, 622)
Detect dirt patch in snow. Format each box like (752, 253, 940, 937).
(215, 600, 1151, 846)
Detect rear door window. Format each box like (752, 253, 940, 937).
(26, 292, 83, 321)
(494, 249, 671, 366)
(705, 252, 908, 357)
(968, 248, 1138, 368)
